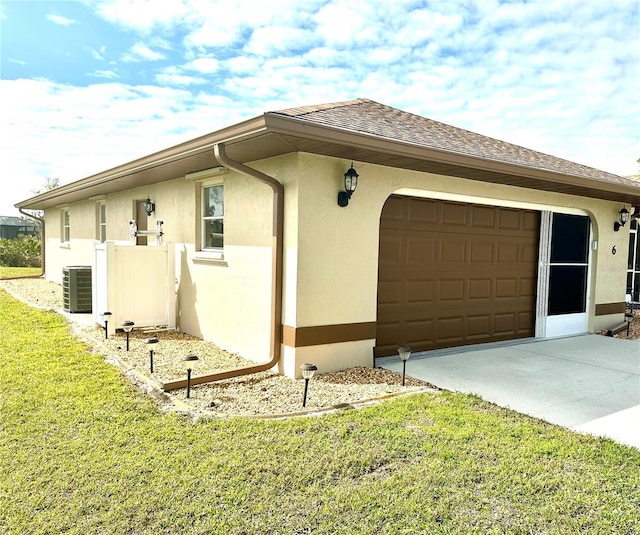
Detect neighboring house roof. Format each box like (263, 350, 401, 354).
(16, 98, 640, 210)
(0, 215, 40, 228)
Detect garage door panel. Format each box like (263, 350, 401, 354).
(408, 198, 438, 223)
(468, 315, 491, 337)
(378, 235, 403, 264)
(497, 243, 519, 263)
(520, 277, 536, 297)
(470, 205, 496, 227)
(376, 196, 539, 357)
(405, 319, 433, 345)
(498, 209, 521, 229)
(470, 242, 494, 262)
(405, 279, 435, 304)
(495, 278, 517, 298)
(377, 280, 403, 305)
(518, 311, 535, 333)
(439, 279, 465, 302)
(407, 237, 437, 264)
(468, 279, 492, 300)
(494, 313, 516, 335)
(442, 202, 469, 225)
(437, 317, 464, 342)
(521, 243, 538, 263)
(440, 241, 467, 264)
(522, 210, 539, 230)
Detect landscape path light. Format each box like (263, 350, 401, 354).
(100, 311, 112, 340)
(300, 363, 318, 408)
(144, 337, 158, 374)
(182, 354, 199, 399)
(398, 346, 412, 386)
(121, 321, 135, 351)
(625, 312, 633, 338)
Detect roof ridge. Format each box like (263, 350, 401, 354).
(268, 97, 629, 183)
(270, 98, 370, 118)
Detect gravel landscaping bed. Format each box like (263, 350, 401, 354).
(5, 276, 638, 418)
(0, 277, 436, 418)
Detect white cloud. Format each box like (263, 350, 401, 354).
(184, 57, 219, 74)
(88, 69, 119, 79)
(3, 0, 639, 218)
(90, 45, 107, 60)
(155, 72, 208, 86)
(91, 0, 190, 33)
(225, 55, 262, 75)
(244, 26, 318, 56)
(46, 13, 78, 26)
(122, 43, 166, 62)
(0, 77, 258, 215)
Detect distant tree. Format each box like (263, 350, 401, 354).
(31, 176, 60, 195)
(26, 177, 60, 219)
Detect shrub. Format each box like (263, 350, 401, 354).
(0, 235, 41, 267)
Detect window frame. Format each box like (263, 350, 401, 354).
(97, 202, 107, 243)
(61, 208, 70, 245)
(201, 182, 224, 252)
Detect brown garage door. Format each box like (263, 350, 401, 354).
(375, 196, 539, 357)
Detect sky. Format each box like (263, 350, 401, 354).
(1, 0, 639, 217)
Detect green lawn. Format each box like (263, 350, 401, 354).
(0, 266, 41, 278)
(1, 289, 638, 534)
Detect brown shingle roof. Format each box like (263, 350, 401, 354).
(273, 98, 631, 186)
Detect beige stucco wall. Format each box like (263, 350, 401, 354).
(288, 153, 631, 373)
(45, 164, 278, 364)
(44, 201, 100, 284)
(42, 150, 632, 379)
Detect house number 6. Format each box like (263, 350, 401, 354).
(612, 246, 617, 255)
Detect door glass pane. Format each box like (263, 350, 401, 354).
(550, 213, 589, 263)
(548, 266, 587, 315)
(635, 233, 640, 271)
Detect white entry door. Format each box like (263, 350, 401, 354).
(537, 212, 591, 337)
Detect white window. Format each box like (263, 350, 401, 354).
(202, 184, 224, 250)
(61, 209, 70, 243)
(97, 203, 106, 242)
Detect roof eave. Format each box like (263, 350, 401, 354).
(264, 113, 640, 205)
(15, 114, 269, 210)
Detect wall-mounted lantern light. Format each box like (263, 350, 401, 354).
(337, 163, 359, 207)
(100, 311, 112, 340)
(398, 346, 412, 386)
(121, 321, 135, 351)
(144, 337, 158, 374)
(300, 363, 318, 407)
(144, 197, 155, 216)
(614, 207, 630, 231)
(182, 354, 199, 398)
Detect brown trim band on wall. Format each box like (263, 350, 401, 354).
(595, 302, 627, 316)
(282, 322, 377, 348)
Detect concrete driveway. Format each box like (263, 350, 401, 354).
(381, 335, 640, 449)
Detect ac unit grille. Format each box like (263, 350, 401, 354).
(62, 266, 92, 313)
